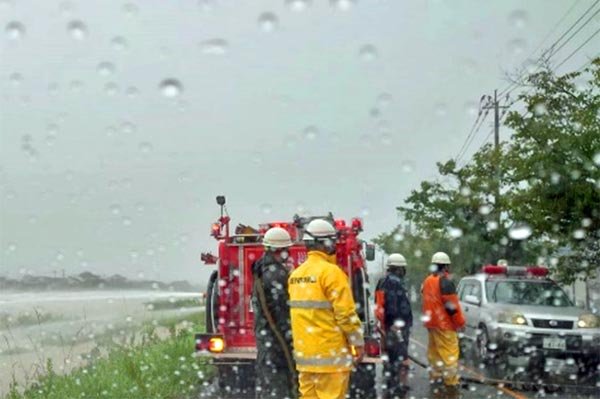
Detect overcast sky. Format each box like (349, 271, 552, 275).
(1, 0, 598, 284)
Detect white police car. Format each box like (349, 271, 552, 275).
(457, 264, 600, 378)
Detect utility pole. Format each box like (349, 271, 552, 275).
(482, 89, 509, 150)
(482, 90, 510, 235)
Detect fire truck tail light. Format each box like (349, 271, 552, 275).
(209, 337, 225, 353)
(195, 334, 225, 353)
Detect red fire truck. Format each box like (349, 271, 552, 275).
(195, 196, 381, 398)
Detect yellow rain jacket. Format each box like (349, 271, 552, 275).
(288, 251, 364, 373)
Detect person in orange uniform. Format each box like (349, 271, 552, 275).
(288, 219, 364, 399)
(421, 252, 465, 398)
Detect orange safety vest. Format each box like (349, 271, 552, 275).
(421, 273, 465, 331)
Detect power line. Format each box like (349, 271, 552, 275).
(549, 5, 600, 60)
(555, 27, 600, 70)
(454, 99, 486, 161)
(455, 109, 490, 165)
(498, 0, 585, 97)
(545, 0, 600, 58)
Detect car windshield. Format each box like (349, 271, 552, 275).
(486, 280, 573, 307)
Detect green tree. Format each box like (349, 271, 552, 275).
(503, 58, 600, 283)
(384, 58, 600, 284)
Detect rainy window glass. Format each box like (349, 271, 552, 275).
(2, 1, 600, 398)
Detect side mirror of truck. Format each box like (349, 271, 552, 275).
(365, 244, 376, 261)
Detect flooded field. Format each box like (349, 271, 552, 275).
(0, 290, 203, 396)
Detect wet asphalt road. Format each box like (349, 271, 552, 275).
(198, 322, 599, 399)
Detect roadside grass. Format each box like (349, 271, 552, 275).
(4, 310, 212, 399)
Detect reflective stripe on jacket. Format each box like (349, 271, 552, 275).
(288, 251, 364, 373)
(421, 272, 465, 331)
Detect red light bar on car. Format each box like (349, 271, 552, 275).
(481, 265, 549, 276)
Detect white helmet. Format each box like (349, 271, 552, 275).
(302, 219, 336, 241)
(387, 253, 407, 267)
(497, 259, 508, 266)
(431, 251, 451, 265)
(263, 227, 293, 249)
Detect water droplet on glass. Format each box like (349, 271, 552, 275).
(97, 62, 115, 76)
(5, 21, 25, 40)
(124, 86, 139, 98)
(70, 80, 83, 92)
(104, 82, 118, 96)
(360, 207, 370, 217)
(260, 204, 272, 215)
(330, 0, 356, 11)
(434, 103, 448, 117)
(120, 121, 136, 134)
(400, 160, 415, 173)
(258, 12, 278, 32)
(9, 73, 23, 86)
(533, 102, 547, 116)
(122, 217, 132, 226)
(376, 93, 392, 109)
(359, 44, 378, 61)
(573, 229, 585, 240)
(508, 224, 532, 240)
(139, 142, 153, 154)
(286, 0, 311, 12)
(67, 20, 88, 40)
(464, 101, 478, 117)
(507, 38, 526, 56)
(487, 221, 498, 231)
(111, 36, 128, 51)
(478, 204, 491, 215)
(122, 3, 139, 17)
(159, 79, 182, 98)
(379, 133, 392, 145)
(303, 126, 319, 141)
(110, 204, 121, 215)
(448, 227, 463, 238)
(509, 10, 528, 29)
(200, 39, 228, 55)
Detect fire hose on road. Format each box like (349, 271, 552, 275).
(406, 345, 599, 396)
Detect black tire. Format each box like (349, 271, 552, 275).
(206, 270, 219, 334)
(348, 363, 377, 399)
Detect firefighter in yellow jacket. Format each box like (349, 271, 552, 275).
(288, 219, 364, 399)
